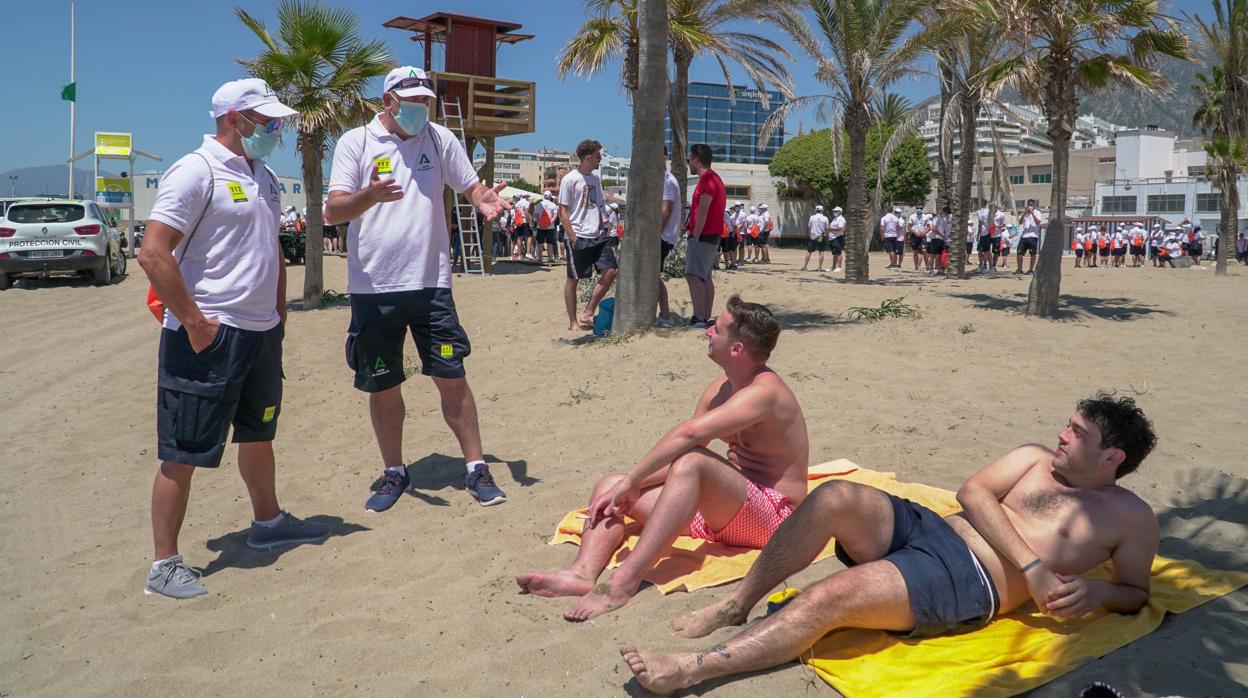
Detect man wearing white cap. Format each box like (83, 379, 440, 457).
(802, 205, 829, 272)
(325, 66, 512, 513)
(138, 78, 329, 599)
(535, 190, 559, 263)
(828, 205, 846, 272)
(879, 205, 904, 268)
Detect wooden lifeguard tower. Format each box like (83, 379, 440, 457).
(384, 13, 536, 272)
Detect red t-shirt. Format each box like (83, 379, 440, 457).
(687, 168, 726, 242)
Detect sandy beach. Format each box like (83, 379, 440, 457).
(2, 246, 1245, 697)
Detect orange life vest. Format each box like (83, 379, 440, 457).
(538, 206, 553, 229)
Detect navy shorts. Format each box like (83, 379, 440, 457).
(721, 235, 736, 253)
(883, 238, 903, 254)
(660, 239, 675, 264)
(566, 238, 618, 279)
(909, 234, 925, 251)
(157, 323, 284, 468)
(807, 237, 827, 253)
(828, 236, 844, 255)
(836, 495, 1000, 637)
(1018, 237, 1039, 255)
(925, 238, 946, 255)
(537, 228, 557, 246)
(1130, 244, 1145, 256)
(977, 235, 995, 252)
(1075, 248, 1084, 258)
(345, 288, 472, 390)
(1189, 244, 1203, 257)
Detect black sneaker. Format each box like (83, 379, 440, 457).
(365, 469, 410, 513)
(466, 464, 507, 506)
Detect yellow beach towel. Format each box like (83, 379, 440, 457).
(550, 459, 956, 593)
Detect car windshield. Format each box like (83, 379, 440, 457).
(6, 204, 86, 224)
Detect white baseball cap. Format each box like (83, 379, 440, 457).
(833, 206, 843, 213)
(384, 66, 436, 99)
(210, 78, 297, 119)
(543, 190, 552, 198)
(749, 206, 757, 213)
(815, 205, 824, 211)
(759, 203, 768, 209)
(609, 202, 619, 210)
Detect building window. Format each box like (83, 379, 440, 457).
(1008, 174, 1024, 185)
(1102, 195, 1136, 213)
(724, 185, 751, 198)
(1196, 193, 1221, 212)
(1188, 166, 1206, 179)
(1030, 172, 1052, 184)
(1146, 194, 1185, 213)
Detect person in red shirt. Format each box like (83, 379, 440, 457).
(684, 144, 726, 328)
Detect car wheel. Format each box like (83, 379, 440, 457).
(93, 256, 112, 286)
(0, 272, 10, 291)
(114, 246, 128, 280)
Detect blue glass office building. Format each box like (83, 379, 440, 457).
(665, 82, 785, 165)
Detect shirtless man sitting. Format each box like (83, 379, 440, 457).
(620, 393, 1159, 695)
(517, 295, 809, 621)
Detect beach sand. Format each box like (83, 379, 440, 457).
(2, 247, 1245, 697)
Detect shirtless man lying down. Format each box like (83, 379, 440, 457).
(620, 393, 1159, 695)
(517, 295, 809, 621)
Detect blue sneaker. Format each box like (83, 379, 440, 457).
(246, 512, 331, 550)
(466, 464, 507, 506)
(365, 469, 410, 513)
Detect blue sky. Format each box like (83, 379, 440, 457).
(2, 0, 1210, 178)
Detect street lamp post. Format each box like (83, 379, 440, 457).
(7, 176, 16, 197)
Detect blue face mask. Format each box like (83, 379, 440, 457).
(237, 115, 281, 160)
(393, 101, 429, 136)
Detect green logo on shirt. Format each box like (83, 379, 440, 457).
(417, 153, 433, 172)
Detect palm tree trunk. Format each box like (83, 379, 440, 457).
(845, 104, 870, 283)
(671, 48, 692, 209)
(1218, 169, 1237, 275)
(300, 133, 325, 309)
(1028, 59, 1075, 317)
(936, 50, 955, 209)
(613, 0, 666, 331)
(951, 91, 979, 278)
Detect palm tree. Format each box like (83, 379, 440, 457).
(762, 0, 954, 283)
(1190, 0, 1248, 275)
(872, 93, 914, 128)
(974, 0, 1190, 316)
(558, 1, 797, 205)
(236, 0, 391, 309)
(616, 0, 669, 331)
(667, 0, 797, 205)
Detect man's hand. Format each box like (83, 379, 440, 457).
(186, 317, 222, 354)
(1022, 562, 1067, 615)
(473, 182, 512, 220)
(588, 477, 640, 527)
(361, 166, 404, 205)
(1046, 574, 1107, 617)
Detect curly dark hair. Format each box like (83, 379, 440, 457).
(1077, 392, 1157, 479)
(575, 139, 602, 161)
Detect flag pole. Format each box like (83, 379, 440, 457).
(68, 2, 76, 198)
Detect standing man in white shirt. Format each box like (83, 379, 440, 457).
(535, 191, 560, 263)
(1015, 199, 1042, 275)
(657, 147, 682, 326)
(758, 203, 773, 263)
(559, 139, 616, 330)
(802, 204, 829, 272)
(926, 205, 951, 275)
(879, 206, 904, 268)
(139, 78, 330, 599)
(1188, 225, 1205, 266)
(907, 204, 931, 271)
(1148, 223, 1163, 266)
(991, 206, 1008, 271)
(828, 206, 846, 273)
(1073, 227, 1086, 268)
(325, 67, 512, 514)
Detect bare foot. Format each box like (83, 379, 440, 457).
(516, 570, 594, 598)
(619, 645, 695, 696)
(567, 323, 580, 331)
(577, 314, 593, 328)
(671, 597, 748, 639)
(563, 582, 633, 622)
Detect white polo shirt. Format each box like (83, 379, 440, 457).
(808, 213, 829, 240)
(537, 198, 559, 230)
(1020, 209, 1042, 238)
(149, 135, 282, 332)
(829, 214, 846, 239)
(329, 116, 478, 294)
(880, 213, 902, 238)
(661, 171, 681, 244)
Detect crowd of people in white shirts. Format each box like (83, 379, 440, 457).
(1072, 218, 1206, 269)
(718, 200, 774, 270)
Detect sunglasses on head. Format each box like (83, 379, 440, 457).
(391, 77, 434, 91)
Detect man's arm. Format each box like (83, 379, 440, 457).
(324, 166, 403, 225)
(467, 181, 510, 220)
(137, 221, 218, 352)
(661, 199, 674, 231)
(956, 445, 1069, 611)
(1047, 506, 1157, 616)
(691, 192, 712, 237)
(275, 236, 287, 326)
(558, 204, 575, 244)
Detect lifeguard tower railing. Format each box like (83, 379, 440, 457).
(429, 71, 535, 139)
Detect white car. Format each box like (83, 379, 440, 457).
(0, 199, 127, 289)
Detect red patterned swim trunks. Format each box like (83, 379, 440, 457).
(688, 481, 793, 548)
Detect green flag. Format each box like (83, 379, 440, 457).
(61, 82, 76, 102)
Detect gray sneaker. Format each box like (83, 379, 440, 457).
(466, 464, 508, 506)
(144, 555, 208, 599)
(245, 512, 331, 551)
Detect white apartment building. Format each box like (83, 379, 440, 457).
(919, 101, 1126, 162)
(1093, 129, 1235, 231)
(473, 148, 577, 187)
